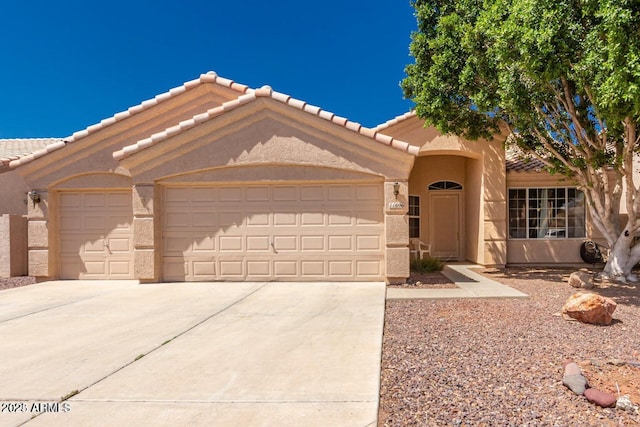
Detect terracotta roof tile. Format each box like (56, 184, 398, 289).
(370, 110, 430, 154)
(287, 98, 306, 110)
(113, 73, 420, 160)
(345, 121, 361, 133)
(317, 109, 335, 121)
(375, 133, 393, 146)
(303, 104, 321, 116)
(373, 111, 417, 132)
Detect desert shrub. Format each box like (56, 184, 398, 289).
(411, 256, 444, 273)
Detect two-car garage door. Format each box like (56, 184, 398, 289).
(162, 182, 384, 281)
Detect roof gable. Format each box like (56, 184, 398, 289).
(9, 72, 419, 182)
(116, 97, 416, 183)
(113, 84, 419, 161)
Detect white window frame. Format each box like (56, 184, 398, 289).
(508, 187, 586, 240)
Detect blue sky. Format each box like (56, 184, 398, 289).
(0, 1, 417, 138)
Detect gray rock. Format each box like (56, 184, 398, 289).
(562, 374, 588, 395)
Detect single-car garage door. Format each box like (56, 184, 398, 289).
(59, 191, 134, 279)
(163, 182, 384, 281)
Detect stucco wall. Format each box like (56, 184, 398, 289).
(385, 116, 507, 266)
(0, 171, 28, 215)
(0, 214, 27, 277)
(18, 97, 414, 282)
(121, 107, 412, 184)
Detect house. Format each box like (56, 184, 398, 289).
(0, 72, 588, 283)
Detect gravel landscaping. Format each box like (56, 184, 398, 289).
(379, 268, 640, 426)
(0, 276, 36, 291)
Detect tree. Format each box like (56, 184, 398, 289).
(403, 0, 640, 281)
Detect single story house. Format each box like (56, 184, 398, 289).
(0, 72, 591, 283)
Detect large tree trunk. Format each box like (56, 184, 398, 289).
(601, 231, 640, 282)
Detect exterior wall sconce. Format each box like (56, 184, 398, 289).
(393, 182, 400, 198)
(28, 190, 41, 207)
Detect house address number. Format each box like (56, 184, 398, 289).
(388, 201, 405, 209)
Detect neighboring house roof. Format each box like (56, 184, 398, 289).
(6, 72, 419, 170)
(0, 138, 64, 171)
(505, 148, 547, 173)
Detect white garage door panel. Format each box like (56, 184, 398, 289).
(163, 183, 384, 281)
(59, 191, 134, 279)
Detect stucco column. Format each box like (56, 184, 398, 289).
(26, 190, 51, 278)
(481, 152, 507, 267)
(384, 180, 410, 284)
(483, 199, 507, 266)
(0, 214, 27, 277)
(132, 184, 158, 281)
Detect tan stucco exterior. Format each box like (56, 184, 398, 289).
(0, 171, 28, 215)
(116, 101, 414, 283)
(2, 72, 603, 281)
(10, 79, 416, 283)
(0, 214, 27, 277)
(375, 115, 507, 267)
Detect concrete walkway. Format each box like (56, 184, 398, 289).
(0, 281, 385, 427)
(386, 263, 528, 300)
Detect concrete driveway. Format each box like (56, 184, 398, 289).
(0, 281, 385, 427)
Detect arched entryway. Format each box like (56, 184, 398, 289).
(408, 154, 483, 262)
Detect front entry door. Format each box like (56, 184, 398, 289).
(429, 192, 461, 260)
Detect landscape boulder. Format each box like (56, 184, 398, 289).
(568, 271, 594, 289)
(562, 292, 617, 325)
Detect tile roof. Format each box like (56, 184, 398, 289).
(7, 72, 419, 169)
(372, 111, 417, 132)
(0, 138, 64, 170)
(113, 80, 420, 160)
(505, 147, 547, 173)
